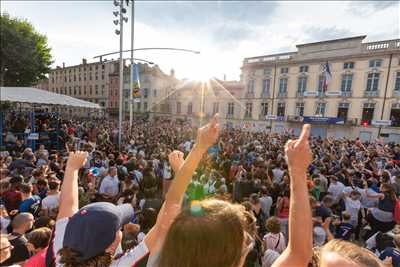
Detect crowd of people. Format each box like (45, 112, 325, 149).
(0, 113, 400, 267)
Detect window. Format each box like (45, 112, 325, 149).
(227, 102, 234, 115)
(281, 67, 289, 74)
(78, 86, 81, 95)
(137, 102, 141, 111)
(144, 102, 148, 111)
(101, 85, 105, 96)
(64, 77, 67, 82)
(390, 103, 400, 127)
(89, 74, 92, 81)
(89, 66, 92, 71)
(102, 64, 105, 70)
(212, 102, 219, 114)
(262, 79, 271, 94)
(343, 62, 354, 69)
(69, 86, 71, 95)
(89, 85, 93, 95)
(297, 76, 307, 93)
(296, 102, 304, 116)
(395, 72, 400, 91)
(337, 102, 349, 121)
(318, 75, 324, 93)
(102, 74, 104, 80)
(73, 86, 77, 95)
(95, 65, 98, 70)
(279, 78, 288, 93)
(187, 102, 193, 114)
(369, 59, 382, 68)
(341, 74, 353, 92)
(362, 103, 375, 124)
(95, 74, 98, 80)
(366, 73, 380, 91)
(245, 103, 253, 118)
(247, 80, 255, 94)
(264, 68, 272, 75)
(73, 75, 76, 82)
(261, 102, 268, 116)
(177, 102, 181, 114)
(83, 86, 87, 95)
(95, 85, 98, 95)
(277, 103, 285, 117)
(315, 102, 326, 116)
(299, 65, 309, 73)
(153, 89, 157, 97)
(143, 88, 148, 98)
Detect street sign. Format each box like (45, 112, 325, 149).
(372, 120, 392, 126)
(265, 115, 277, 120)
(304, 91, 318, 97)
(325, 91, 341, 97)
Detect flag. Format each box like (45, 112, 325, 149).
(132, 63, 140, 99)
(322, 62, 331, 92)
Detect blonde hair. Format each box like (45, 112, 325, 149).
(318, 239, 383, 267)
(158, 199, 247, 267)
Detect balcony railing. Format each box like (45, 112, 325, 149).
(277, 91, 288, 98)
(260, 91, 271, 98)
(245, 91, 255, 98)
(362, 39, 400, 52)
(393, 90, 400, 97)
(244, 114, 253, 120)
(296, 91, 305, 97)
(341, 91, 352, 97)
(226, 113, 234, 119)
(364, 91, 379, 97)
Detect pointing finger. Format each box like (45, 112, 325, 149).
(298, 124, 311, 145)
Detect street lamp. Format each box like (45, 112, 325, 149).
(113, 0, 129, 151)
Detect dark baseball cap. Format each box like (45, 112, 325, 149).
(63, 202, 134, 261)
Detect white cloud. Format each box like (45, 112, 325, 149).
(2, 1, 399, 81)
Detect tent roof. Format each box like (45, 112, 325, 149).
(0, 87, 101, 109)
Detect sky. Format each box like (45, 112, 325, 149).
(2, 1, 400, 81)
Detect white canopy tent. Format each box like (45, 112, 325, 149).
(0, 87, 101, 109)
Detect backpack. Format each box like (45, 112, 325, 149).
(394, 199, 400, 224)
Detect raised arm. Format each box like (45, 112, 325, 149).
(144, 114, 220, 252)
(57, 151, 87, 220)
(273, 124, 313, 267)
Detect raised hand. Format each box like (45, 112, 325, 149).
(66, 151, 88, 170)
(196, 113, 220, 150)
(285, 124, 312, 174)
(168, 150, 185, 173)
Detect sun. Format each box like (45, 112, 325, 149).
(185, 55, 215, 82)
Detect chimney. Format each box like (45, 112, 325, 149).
(82, 58, 87, 65)
(62, 62, 65, 68)
(170, 69, 175, 77)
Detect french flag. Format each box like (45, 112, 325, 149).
(323, 62, 332, 92)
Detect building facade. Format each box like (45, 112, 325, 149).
(46, 58, 116, 109)
(108, 63, 178, 119)
(237, 36, 400, 142)
(161, 78, 244, 126)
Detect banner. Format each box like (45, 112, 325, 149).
(303, 116, 344, 125)
(132, 63, 141, 99)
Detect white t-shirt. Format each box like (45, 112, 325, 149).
(260, 196, 273, 217)
(42, 193, 60, 217)
(359, 188, 379, 208)
(344, 197, 361, 225)
(53, 218, 149, 267)
(183, 141, 192, 152)
(0, 216, 10, 234)
(99, 176, 120, 197)
(328, 181, 345, 204)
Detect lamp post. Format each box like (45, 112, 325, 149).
(113, 0, 129, 151)
(129, 0, 135, 132)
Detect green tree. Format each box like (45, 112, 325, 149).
(0, 13, 53, 86)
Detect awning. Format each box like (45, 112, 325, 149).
(0, 87, 101, 109)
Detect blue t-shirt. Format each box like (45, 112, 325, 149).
(335, 222, 354, 240)
(19, 195, 41, 215)
(380, 247, 400, 267)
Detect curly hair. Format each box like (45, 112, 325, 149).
(58, 247, 112, 267)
